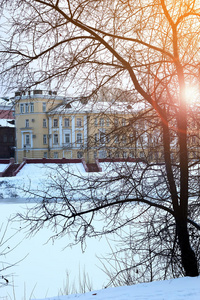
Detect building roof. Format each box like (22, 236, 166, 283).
(47, 98, 143, 115)
(0, 119, 15, 127)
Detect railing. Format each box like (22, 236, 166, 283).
(62, 143, 73, 149)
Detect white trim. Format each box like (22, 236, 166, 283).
(49, 117, 52, 147)
(72, 116, 75, 144)
(84, 115, 87, 146)
(59, 116, 62, 146)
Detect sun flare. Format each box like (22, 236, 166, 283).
(184, 86, 199, 104)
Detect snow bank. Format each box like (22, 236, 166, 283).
(34, 276, 200, 300)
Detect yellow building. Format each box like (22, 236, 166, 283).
(15, 90, 140, 163)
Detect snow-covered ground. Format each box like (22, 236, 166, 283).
(0, 163, 199, 300)
(35, 276, 200, 300)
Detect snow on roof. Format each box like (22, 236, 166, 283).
(0, 119, 15, 127)
(0, 99, 15, 109)
(48, 99, 144, 115)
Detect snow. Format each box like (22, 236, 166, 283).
(0, 163, 199, 300)
(0, 163, 8, 172)
(35, 276, 200, 300)
(0, 119, 15, 127)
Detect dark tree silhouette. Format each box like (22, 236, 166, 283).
(0, 0, 200, 279)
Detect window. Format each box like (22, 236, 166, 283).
(122, 135, 127, 144)
(106, 118, 110, 127)
(76, 133, 82, 144)
(64, 118, 70, 127)
(94, 133, 98, 143)
(94, 118, 98, 126)
(53, 134, 58, 145)
(3, 135, 7, 143)
(122, 118, 126, 126)
(43, 134, 47, 144)
(42, 102, 46, 112)
(100, 131, 105, 144)
(114, 118, 118, 126)
(100, 118, 104, 126)
(9, 136, 14, 142)
(115, 152, 119, 158)
(54, 152, 58, 158)
(140, 151, 145, 158)
(114, 135, 119, 143)
(30, 103, 34, 113)
(25, 119, 29, 128)
(20, 103, 24, 114)
(99, 150, 107, 159)
(43, 119, 47, 128)
(25, 134, 30, 145)
(76, 118, 82, 127)
(64, 133, 70, 144)
(25, 103, 29, 113)
(43, 152, 48, 158)
(53, 119, 58, 127)
(77, 151, 83, 158)
(123, 152, 128, 158)
(106, 134, 110, 143)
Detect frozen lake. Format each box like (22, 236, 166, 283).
(0, 199, 110, 300)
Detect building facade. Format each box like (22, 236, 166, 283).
(0, 99, 15, 158)
(15, 90, 143, 163)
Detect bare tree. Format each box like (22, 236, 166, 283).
(1, 0, 200, 279)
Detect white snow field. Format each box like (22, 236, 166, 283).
(35, 276, 200, 300)
(0, 163, 199, 300)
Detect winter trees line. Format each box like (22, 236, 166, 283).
(0, 0, 200, 283)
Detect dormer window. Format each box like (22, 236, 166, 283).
(25, 103, 29, 113)
(20, 103, 24, 114)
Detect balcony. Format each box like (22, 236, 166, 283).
(63, 143, 73, 149)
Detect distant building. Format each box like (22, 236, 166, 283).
(14, 89, 142, 163)
(0, 99, 15, 158)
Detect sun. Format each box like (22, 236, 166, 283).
(184, 85, 199, 104)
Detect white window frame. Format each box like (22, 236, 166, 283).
(20, 103, 24, 114)
(25, 119, 29, 128)
(43, 119, 47, 128)
(54, 152, 58, 158)
(64, 118, 70, 127)
(25, 103, 29, 113)
(53, 119, 58, 127)
(77, 151, 83, 158)
(122, 118, 126, 126)
(122, 134, 127, 144)
(94, 133, 98, 143)
(76, 133, 82, 144)
(100, 118, 104, 126)
(25, 134, 30, 146)
(53, 133, 59, 145)
(94, 118, 98, 126)
(76, 118, 82, 127)
(43, 134, 47, 145)
(64, 133, 71, 144)
(30, 103, 34, 113)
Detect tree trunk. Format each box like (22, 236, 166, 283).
(176, 220, 199, 277)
